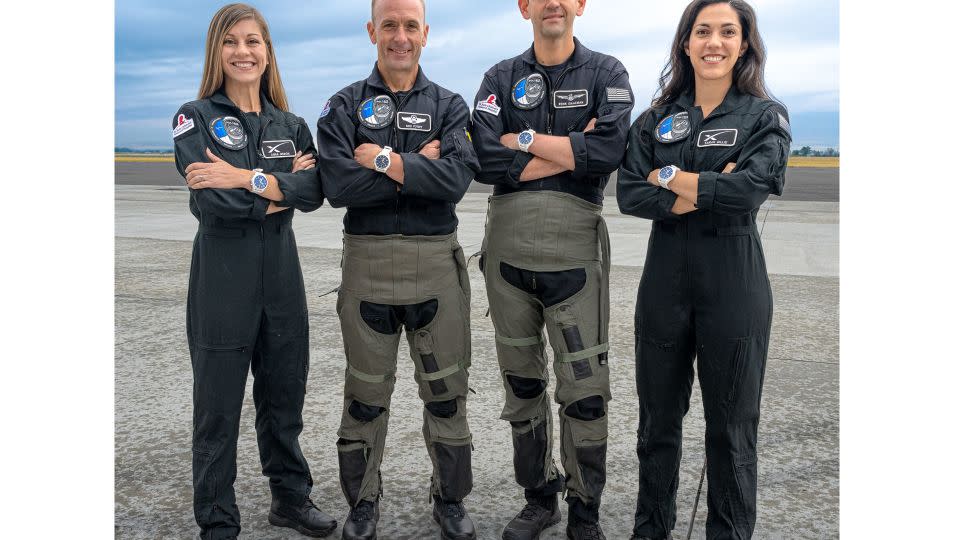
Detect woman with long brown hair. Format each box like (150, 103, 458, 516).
(172, 4, 334, 539)
(617, 1, 791, 538)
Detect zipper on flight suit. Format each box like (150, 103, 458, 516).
(389, 90, 416, 233)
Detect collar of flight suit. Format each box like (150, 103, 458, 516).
(675, 85, 751, 118)
(519, 36, 594, 70)
(208, 89, 281, 119)
(364, 62, 433, 95)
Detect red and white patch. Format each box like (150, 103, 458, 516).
(173, 113, 196, 138)
(476, 94, 501, 116)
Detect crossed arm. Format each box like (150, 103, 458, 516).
(183, 148, 316, 214)
(499, 118, 597, 182)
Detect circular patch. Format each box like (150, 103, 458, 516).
(358, 95, 396, 129)
(209, 116, 248, 151)
(511, 73, 546, 110)
(655, 111, 691, 144)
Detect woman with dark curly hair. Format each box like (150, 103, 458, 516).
(617, 1, 791, 538)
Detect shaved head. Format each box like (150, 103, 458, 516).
(371, 0, 425, 23)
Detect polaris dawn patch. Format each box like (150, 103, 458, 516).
(358, 95, 395, 129)
(397, 112, 432, 132)
(209, 116, 247, 150)
(655, 111, 690, 144)
(553, 89, 589, 109)
(697, 129, 738, 147)
(261, 140, 296, 159)
(512, 73, 546, 109)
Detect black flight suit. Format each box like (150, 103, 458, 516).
(173, 90, 323, 540)
(472, 37, 633, 524)
(315, 64, 480, 508)
(616, 87, 791, 540)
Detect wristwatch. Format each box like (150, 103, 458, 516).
(658, 165, 679, 189)
(250, 168, 268, 194)
(517, 129, 535, 153)
(374, 146, 393, 173)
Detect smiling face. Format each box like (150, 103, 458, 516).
(367, 0, 428, 76)
(684, 2, 747, 85)
(519, 0, 585, 40)
(219, 17, 268, 86)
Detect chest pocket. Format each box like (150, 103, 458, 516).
(554, 88, 594, 135)
(696, 127, 748, 173)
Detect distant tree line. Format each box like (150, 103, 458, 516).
(791, 146, 839, 157)
(115, 147, 174, 153)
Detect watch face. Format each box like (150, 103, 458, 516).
(659, 167, 673, 180)
(519, 132, 533, 145)
(253, 174, 268, 190)
(375, 155, 390, 170)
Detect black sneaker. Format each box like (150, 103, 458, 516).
(268, 497, 337, 537)
(342, 500, 379, 540)
(502, 501, 561, 540)
(567, 520, 605, 540)
(432, 496, 477, 540)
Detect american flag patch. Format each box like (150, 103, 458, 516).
(777, 112, 791, 136)
(606, 87, 632, 103)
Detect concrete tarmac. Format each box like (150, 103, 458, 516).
(115, 187, 838, 539)
(114, 161, 840, 202)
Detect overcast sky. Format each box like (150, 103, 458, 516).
(115, 0, 839, 150)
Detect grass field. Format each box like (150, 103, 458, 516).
(115, 154, 840, 168)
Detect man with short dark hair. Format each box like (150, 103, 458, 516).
(316, 1, 479, 539)
(471, 1, 633, 539)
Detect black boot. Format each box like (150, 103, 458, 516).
(502, 495, 561, 540)
(342, 499, 379, 540)
(268, 497, 337, 538)
(566, 519, 605, 540)
(432, 495, 477, 540)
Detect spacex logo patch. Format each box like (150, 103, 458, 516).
(697, 129, 738, 147)
(397, 112, 432, 132)
(260, 140, 296, 159)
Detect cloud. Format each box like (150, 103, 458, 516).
(115, 0, 839, 147)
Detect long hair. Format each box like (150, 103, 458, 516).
(197, 3, 289, 111)
(653, 0, 770, 107)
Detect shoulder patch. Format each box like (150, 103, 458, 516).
(776, 112, 791, 136)
(172, 113, 195, 138)
(606, 87, 632, 103)
(319, 100, 331, 119)
(476, 94, 502, 116)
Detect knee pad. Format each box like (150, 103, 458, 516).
(348, 400, 386, 422)
(507, 374, 547, 400)
(425, 398, 458, 419)
(564, 395, 606, 421)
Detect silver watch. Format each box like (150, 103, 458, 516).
(374, 146, 392, 173)
(517, 129, 535, 153)
(658, 165, 679, 189)
(250, 168, 268, 194)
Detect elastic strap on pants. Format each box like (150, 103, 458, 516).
(347, 364, 393, 384)
(418, 362, 464, 382)
(559, 342, 610, 363)
(496, 334, 543, 347)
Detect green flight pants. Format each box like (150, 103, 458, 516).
(334, 232, 473, 507)
(481, 191, 612, 516)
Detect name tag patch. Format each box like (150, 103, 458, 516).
(261, 140, 296, 159)
(697, 129, 738, 147)
(553, 89, 589, 109)
(397, 112, 432, 132)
